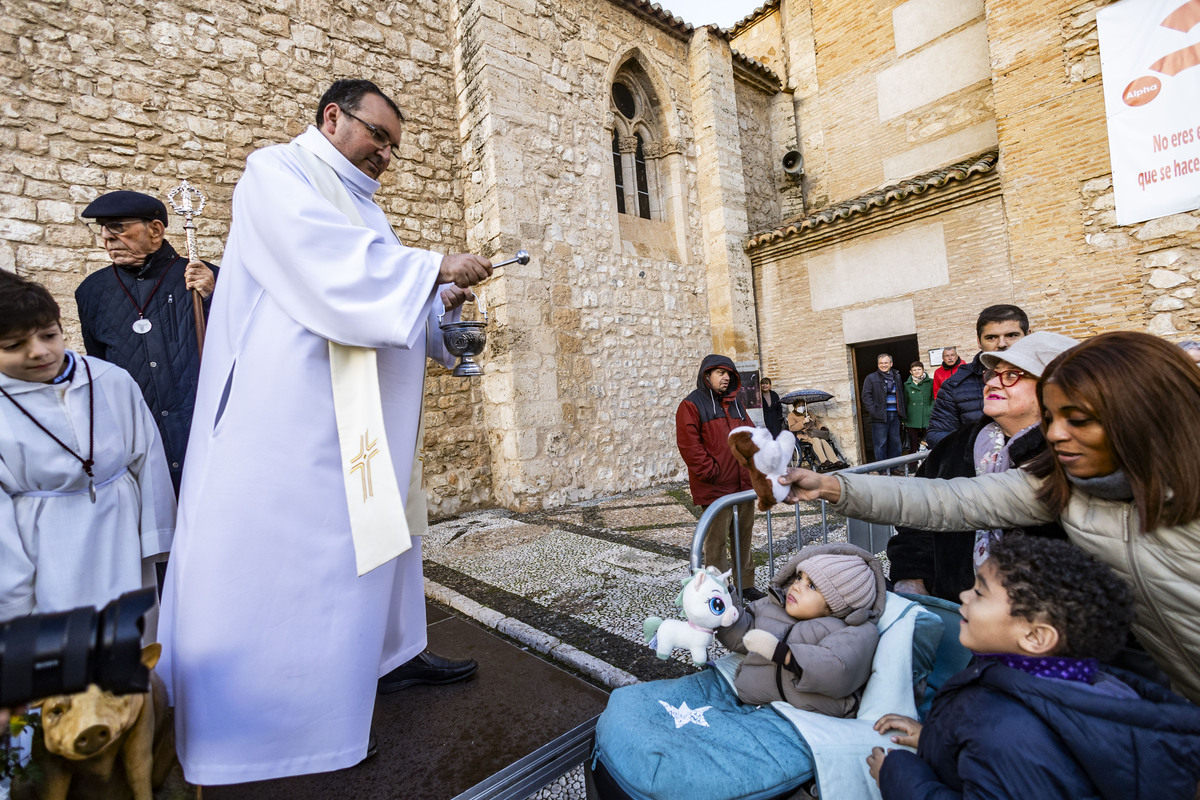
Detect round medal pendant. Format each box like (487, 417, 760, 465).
(132, 318, 152, 334)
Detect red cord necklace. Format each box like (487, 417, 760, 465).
(0, 357, 97, 502)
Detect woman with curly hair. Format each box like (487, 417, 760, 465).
(868, 536, 1200, 800)
(781, 331, 1200, 704)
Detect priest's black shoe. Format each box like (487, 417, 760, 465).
(378, 650, 478, 694)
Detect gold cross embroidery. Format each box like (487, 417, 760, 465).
(349, 430, 380, 502)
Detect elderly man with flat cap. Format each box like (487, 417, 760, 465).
(75, 190, 217, 493)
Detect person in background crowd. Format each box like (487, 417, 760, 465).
(926, 305, 1028, 448)
(787, 403, 846, 472)
(677, 354, 760, 601)
(901, 361, 932, 454)
(760, 377, 784, 438)
(76, 191, 217, 494)
(931, 347, 960, 398)
(861, 353, 906, 463)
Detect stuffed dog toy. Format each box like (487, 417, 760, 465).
(728, 426, 795, 510)
(27, 643, 176, 800)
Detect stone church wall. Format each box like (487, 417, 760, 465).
(986, 0, 1200, 339)
(452, 0, 716, 511)
(751, 193, 1011, 460)
(0, 0, 491, 517)
(735, 79, 781, 235)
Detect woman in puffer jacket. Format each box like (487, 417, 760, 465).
(780, 332, 1200, 705)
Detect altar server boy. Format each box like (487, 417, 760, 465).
(0, 272, 174, 632)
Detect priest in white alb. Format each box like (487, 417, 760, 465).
(158, 79, 493, 784)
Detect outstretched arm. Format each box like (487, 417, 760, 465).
(780, 469, 1053, 532)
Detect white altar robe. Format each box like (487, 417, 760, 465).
(158, 126, 459, 784)
(0, 353, 174, 624)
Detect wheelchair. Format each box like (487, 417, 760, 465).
(789, 434, 848, 472)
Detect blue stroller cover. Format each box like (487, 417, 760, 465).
(592, 594, 959, 800)
(593, 667, 814, 800)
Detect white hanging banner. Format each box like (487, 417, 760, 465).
(1098, 0, 1200, 225)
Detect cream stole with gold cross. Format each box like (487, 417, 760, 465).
(293, 140, 412, 576)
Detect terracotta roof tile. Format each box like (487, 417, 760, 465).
(729, 0, 781, 35)
(729, 46, 782, 87)
(610, 0, 695, 38)
(745, 150, 1000, 250)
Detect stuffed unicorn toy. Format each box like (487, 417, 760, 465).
(728, 426, 796, 510)
(644, 567, 740, 665)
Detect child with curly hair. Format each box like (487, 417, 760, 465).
(868, 535, 1200, 799)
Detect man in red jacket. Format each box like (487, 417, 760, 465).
(931, 346, 961, 398)
(675, 354, 763, 601)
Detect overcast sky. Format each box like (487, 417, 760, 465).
(658, 0, 766, 29)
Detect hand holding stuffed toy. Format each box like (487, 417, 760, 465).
(728, 426, 796, 510)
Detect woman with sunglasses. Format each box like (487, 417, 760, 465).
(783, 331, 1200, 704)
(887, 332, 1077, 602)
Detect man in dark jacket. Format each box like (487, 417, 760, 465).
(676, 354, 761, 600)
(860, 353, 906, 463)
(76, 191, 217, 493)
(925, 304, 1027, 448)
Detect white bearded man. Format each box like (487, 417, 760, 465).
(158, 79, 493, 784)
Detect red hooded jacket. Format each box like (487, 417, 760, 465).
(675, 354, 753, 506)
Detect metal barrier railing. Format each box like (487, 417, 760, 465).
(688, 451, 928, 594)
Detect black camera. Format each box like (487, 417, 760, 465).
(0, 588, 156, 708)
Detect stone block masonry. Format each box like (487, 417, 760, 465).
(0, 0, 487, 517)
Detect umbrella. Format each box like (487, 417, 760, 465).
(780, 388, 834, 405)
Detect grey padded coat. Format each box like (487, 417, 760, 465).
(715, 542, 887, 715)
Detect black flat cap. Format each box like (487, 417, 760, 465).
(81, 191, 169, 225)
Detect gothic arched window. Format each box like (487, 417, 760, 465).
(609, 64, 665, 222)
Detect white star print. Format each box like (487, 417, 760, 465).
(658, 700, 713, 728)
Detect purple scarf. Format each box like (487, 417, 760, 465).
(978, 653, 1099, 684)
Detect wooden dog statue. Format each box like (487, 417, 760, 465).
(24, 643, 176, 800)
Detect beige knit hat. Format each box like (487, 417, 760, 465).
(802, 553, 877, 619)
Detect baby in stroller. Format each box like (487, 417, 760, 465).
(716, 543, 886, 715)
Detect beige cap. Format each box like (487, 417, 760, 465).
(802, 553, 877, 619)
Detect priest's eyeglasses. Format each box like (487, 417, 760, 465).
(341, 109, 401, 158)
(982, 368, 1029, 388)
(85, 219, 150, 236)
